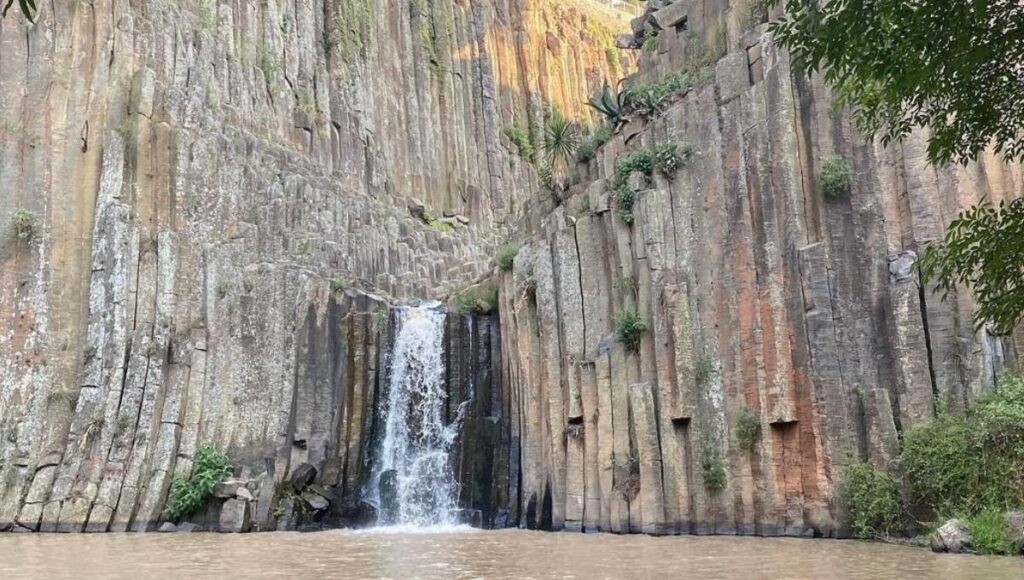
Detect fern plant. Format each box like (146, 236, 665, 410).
(164, 443, 234, 521)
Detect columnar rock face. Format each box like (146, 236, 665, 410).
(0, 0, 627, 531)
(498, 1, 1023, 536)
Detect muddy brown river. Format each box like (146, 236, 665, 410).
(0, 528, 1020, 579)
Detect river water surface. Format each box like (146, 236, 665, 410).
(1, 528, 1020, 579)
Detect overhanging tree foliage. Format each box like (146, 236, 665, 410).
(2, 0, 38, 22)
(769, 0, 1024, 333)
(769, 0, 1024, 165)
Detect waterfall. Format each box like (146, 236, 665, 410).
(371, 303, 466, 528)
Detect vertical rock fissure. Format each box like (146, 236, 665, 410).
(916, 273, 940, 412)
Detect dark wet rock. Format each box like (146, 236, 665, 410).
(303, 491, 330, 513)
(212, 479, 248, 499)
(378, 470, 399, 525)
(455, 508, 484, 528)
(289, 463, 317, 490)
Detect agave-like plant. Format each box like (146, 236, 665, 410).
(586, 81, 627, 127)
(543, 108, 580, 171)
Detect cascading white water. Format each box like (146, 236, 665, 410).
(371, 304, 465, 528)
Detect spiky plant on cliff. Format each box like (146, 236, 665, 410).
(543, 108, 580, 183)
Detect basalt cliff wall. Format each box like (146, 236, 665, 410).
(2, 0, 1023, 537)
(0, 0, 627, 531)
(497, 1, 1024, 535)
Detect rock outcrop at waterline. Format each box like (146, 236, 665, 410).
(497, 0, 1023, 536)
(0, 0, 627, 532)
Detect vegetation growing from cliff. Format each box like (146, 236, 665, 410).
(733, 407, 761, 453)
(838, 463, 903, 539)
(11, 208, 36, 240)
(543, 109, 580, 169)
(576, 122, 614, 162)
(496, 243, 520, 272)
(586, 82, 626, 129)
(504, 124, 535, 161)
(901, 375, 1024, 517)
(614, 184, 637, 225)
(615, 310, 648, 353)
(838, 374, 1023, 545)
(164, 443, 234, 521)
(622, 71, 695, 117)
(452, 284, 499, 315)
(701, 446, 727, 494)
(819, 155, 852, 199)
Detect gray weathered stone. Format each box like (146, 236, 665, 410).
(930, 519, 974, 553)
(218, 499, 252, 533)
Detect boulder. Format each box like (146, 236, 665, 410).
(930, 518, 974, 553)
(303, 491, 330, 513)
(289, 463, 317, 490)
(212, 478, 248, 499)
(218, 498, 252, 533)
(158, 522, 178, 533)
(236, 487, 254, 501)
(10, 525, 33, 533)
(407, 198, 427, 221)
(652, 1, 687, 30)
(176, 522, 201, 533)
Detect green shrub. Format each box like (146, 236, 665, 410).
(615, 310, 648, 352)
(653, 141, 694, 177)
(576, 121, 614, 162)
(702, 446, 726, 494)
(820, 155, 853, 199)
(11, 208, 36, 240)
(496, 243, 520, 272)
(428, 219, 455, 234)
(615, 181, 638, 226)
(966, 508, 1018, 555)
(622, 71, 694, 116)
(453, 284, 499, 315)
(164, 443, 234, 520)
(694, 355, 715, 385)
(615, 148, 654, 181)
(838, 462, 903, 539)
(330, 277, 347, 294)
(901, 376, 1024, 517)
(734, 406, 761, 452)
(504, 124, 535, 161)
(642, 34, 658, 54)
